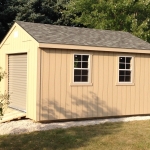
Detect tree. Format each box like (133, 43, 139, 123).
(0, 0, 69, 43)
(1, 0, 150, 43)
(0, 0, 17, 42)
(61, 0, 150, 42)
(15, 0, 69, 24)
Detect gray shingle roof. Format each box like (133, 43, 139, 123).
(16, 21, 150, 50)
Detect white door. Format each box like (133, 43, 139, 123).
(8, 54, 27, 112)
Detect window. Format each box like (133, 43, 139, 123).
(73, 54, 90, 83)
(119, 56, 133, 83)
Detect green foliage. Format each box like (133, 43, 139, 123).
(0, 0, 150, 42)
(0, 67, 9, 119)
(0, 91, 10, 117)
(0, 67, 7, 82)
(15, 0, 68, 24)
(0, 0, 17, 42)
(62, 0, 150, 42)
(0, 0, 69, 42)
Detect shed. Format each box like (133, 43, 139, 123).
(0, 21, 150, 122)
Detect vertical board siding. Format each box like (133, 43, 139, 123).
(41, 50, 49, 120)
(92, 52, 99, 117)
(77, 86, 83, 118)
(97, 53, 104, 117)
(126, 86, 131, 115)
(55, 50, 62, 119)
(82, 86, 88, 118)
(71, 85, 79, 118)
(147, 57, 150, 113)
(60, 50, 67, 119)
(144, 55, 148, 114)
(107, 53, 114, 116)
(112, 53, 118, 116)
(0, 24, 38, 120)
(66, 51, 72, 118)
(102, 52, 109, 116)
(135, 55, 140, 114)
(140, 55, 144, 114)
(48, 49, 56, 120)
(40, 49, 150, 121)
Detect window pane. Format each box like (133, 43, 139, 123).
(82, 70, 88, 75)
(119, 71, 125, 75)
(126, 64, 130, 69)
(119, 63, 125, 69)
(119, 57, 125, 63)
(74, 54, 90, 83)
(74, 76, 81, 82)
(82, 55, 89, 61)
(125, 76, 131, 82)
(119, 56, 132, 83)
(125, 71, 131, 76)
(119, 76, 124, 82)
(74, 62, 81, 68)
(82, 76, 88, 82)
(126, 57, 132, 63)
(82, 62, 88, 68)
(74, 69, 81, 75)
(74, 55, 81, 61)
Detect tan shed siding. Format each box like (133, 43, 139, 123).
(97, 52, 104, 117)
(107, 53, 114, 116)
(92, 52, 99, 117)
(144, 55, 148, 114)
(148, 56, 150, 113)
(40, 49, 49, 120)
(55, 50, 62, 119)
(40, 49, 150, 121)
(26, 45, 38, 120)
(0, 23, 38, 120)
(60, 50, 67, 119)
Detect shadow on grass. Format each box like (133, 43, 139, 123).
(0, 121, 123, 150)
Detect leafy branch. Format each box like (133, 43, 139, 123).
(0, 67, 10, 120)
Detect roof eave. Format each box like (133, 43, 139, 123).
(39, 43, 150, 54)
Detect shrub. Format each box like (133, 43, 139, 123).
(0, 67, 9, 119)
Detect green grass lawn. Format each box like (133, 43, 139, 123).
(1, 120, 150, 150)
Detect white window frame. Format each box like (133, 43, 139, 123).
(72, 53, 92, 85)
(117, 56, 134, 85)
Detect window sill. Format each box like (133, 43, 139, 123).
(116, 82, 135, 86)
(70, 83, 93, 86)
